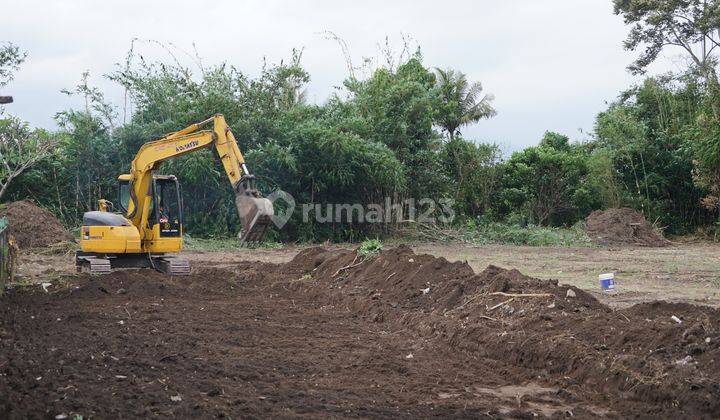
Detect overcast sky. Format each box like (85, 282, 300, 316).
(3, 0, 682, 153)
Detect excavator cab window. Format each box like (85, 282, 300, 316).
(152, 177, 182, 237)
(118, 180, 130, 215)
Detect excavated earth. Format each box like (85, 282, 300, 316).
(1, 246, 719, 418)
(585, 208, 668, 247)
(0, 200, 74, 249)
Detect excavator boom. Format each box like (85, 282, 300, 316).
(126, 114, 274, 245)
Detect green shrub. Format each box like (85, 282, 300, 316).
(462, 222, 593, 247)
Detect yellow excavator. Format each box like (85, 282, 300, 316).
(75, 114, 274, 275)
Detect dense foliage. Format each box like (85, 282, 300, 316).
(4, 0, 720, 241)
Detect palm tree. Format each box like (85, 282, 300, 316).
(434, 68, 496, 139)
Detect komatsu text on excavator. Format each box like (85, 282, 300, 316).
(75, 114, 274, 275)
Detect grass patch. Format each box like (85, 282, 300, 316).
(467, 223, 593, 247)
(183, 235, 283, 251)
(398, 222, 593, 247)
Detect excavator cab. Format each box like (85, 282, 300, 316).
(118, 175, 182, 237)
(152, 176, 182, 237)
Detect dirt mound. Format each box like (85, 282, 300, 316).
(282, 246, 720, 417)
(288, 245, 602, 315)
(0, 200, 74, 249)
(585, 207, 668, 247)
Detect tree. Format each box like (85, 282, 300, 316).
(614, 0, 720, 115)
(0, 43, 26, 89)
(594, 77, 707, 233)
(441, 138, 502, 217)
(250, 111, 406, 241)
(0, 43, 54, 201)
(539, 131, 572, 151)
(595, 104, 649, 205)
(614, 0, 719, 72)
(344, 56, 448, 202)
(54, 73, 120, 217)
(434, 68, 496, 139)
(614, 0, 720, 228)
(499, 132, 594, 226)
(0, 117, 55, 200)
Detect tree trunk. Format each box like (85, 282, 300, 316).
(0, 178, 12, 202)
(703, 66, 720, 122)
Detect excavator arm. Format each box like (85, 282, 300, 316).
(125, 114, 273, 244)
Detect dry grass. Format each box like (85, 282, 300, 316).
(415, 242, 720, 308)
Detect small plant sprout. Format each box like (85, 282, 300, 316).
(358, 239, 382, 256)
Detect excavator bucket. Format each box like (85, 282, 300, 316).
(235, 175, 274, 245)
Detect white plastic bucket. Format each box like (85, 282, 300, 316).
(599, 273, 615, 293)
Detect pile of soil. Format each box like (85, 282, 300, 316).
(585, 207, 668, 247)
(0, 200, 74, 249)
(1, 246, 718, 417)
(283, 245, 720, 417)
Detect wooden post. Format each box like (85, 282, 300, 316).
(0, 218, 7, 296)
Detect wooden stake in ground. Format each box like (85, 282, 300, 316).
(489, 292, 553, 298)
(488, 298, 515, 312)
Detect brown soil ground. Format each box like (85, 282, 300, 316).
(2, 245, 719, 418)
(0, 200, 74, 249)
(585, 208, 668, 247)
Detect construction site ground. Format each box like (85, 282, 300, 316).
(3, 242, 720, 418)
(18, 242, 720, 308)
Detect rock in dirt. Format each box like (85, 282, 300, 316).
(585, 207, 668, 247)
(0, 200, 74, 249)
(206, 388, 222, 397)
(675, 355, 693, 366)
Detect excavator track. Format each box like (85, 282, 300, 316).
(154, 256, 191, 276)
(76, 252, 190, 276)
(76, 255, 112, 275)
